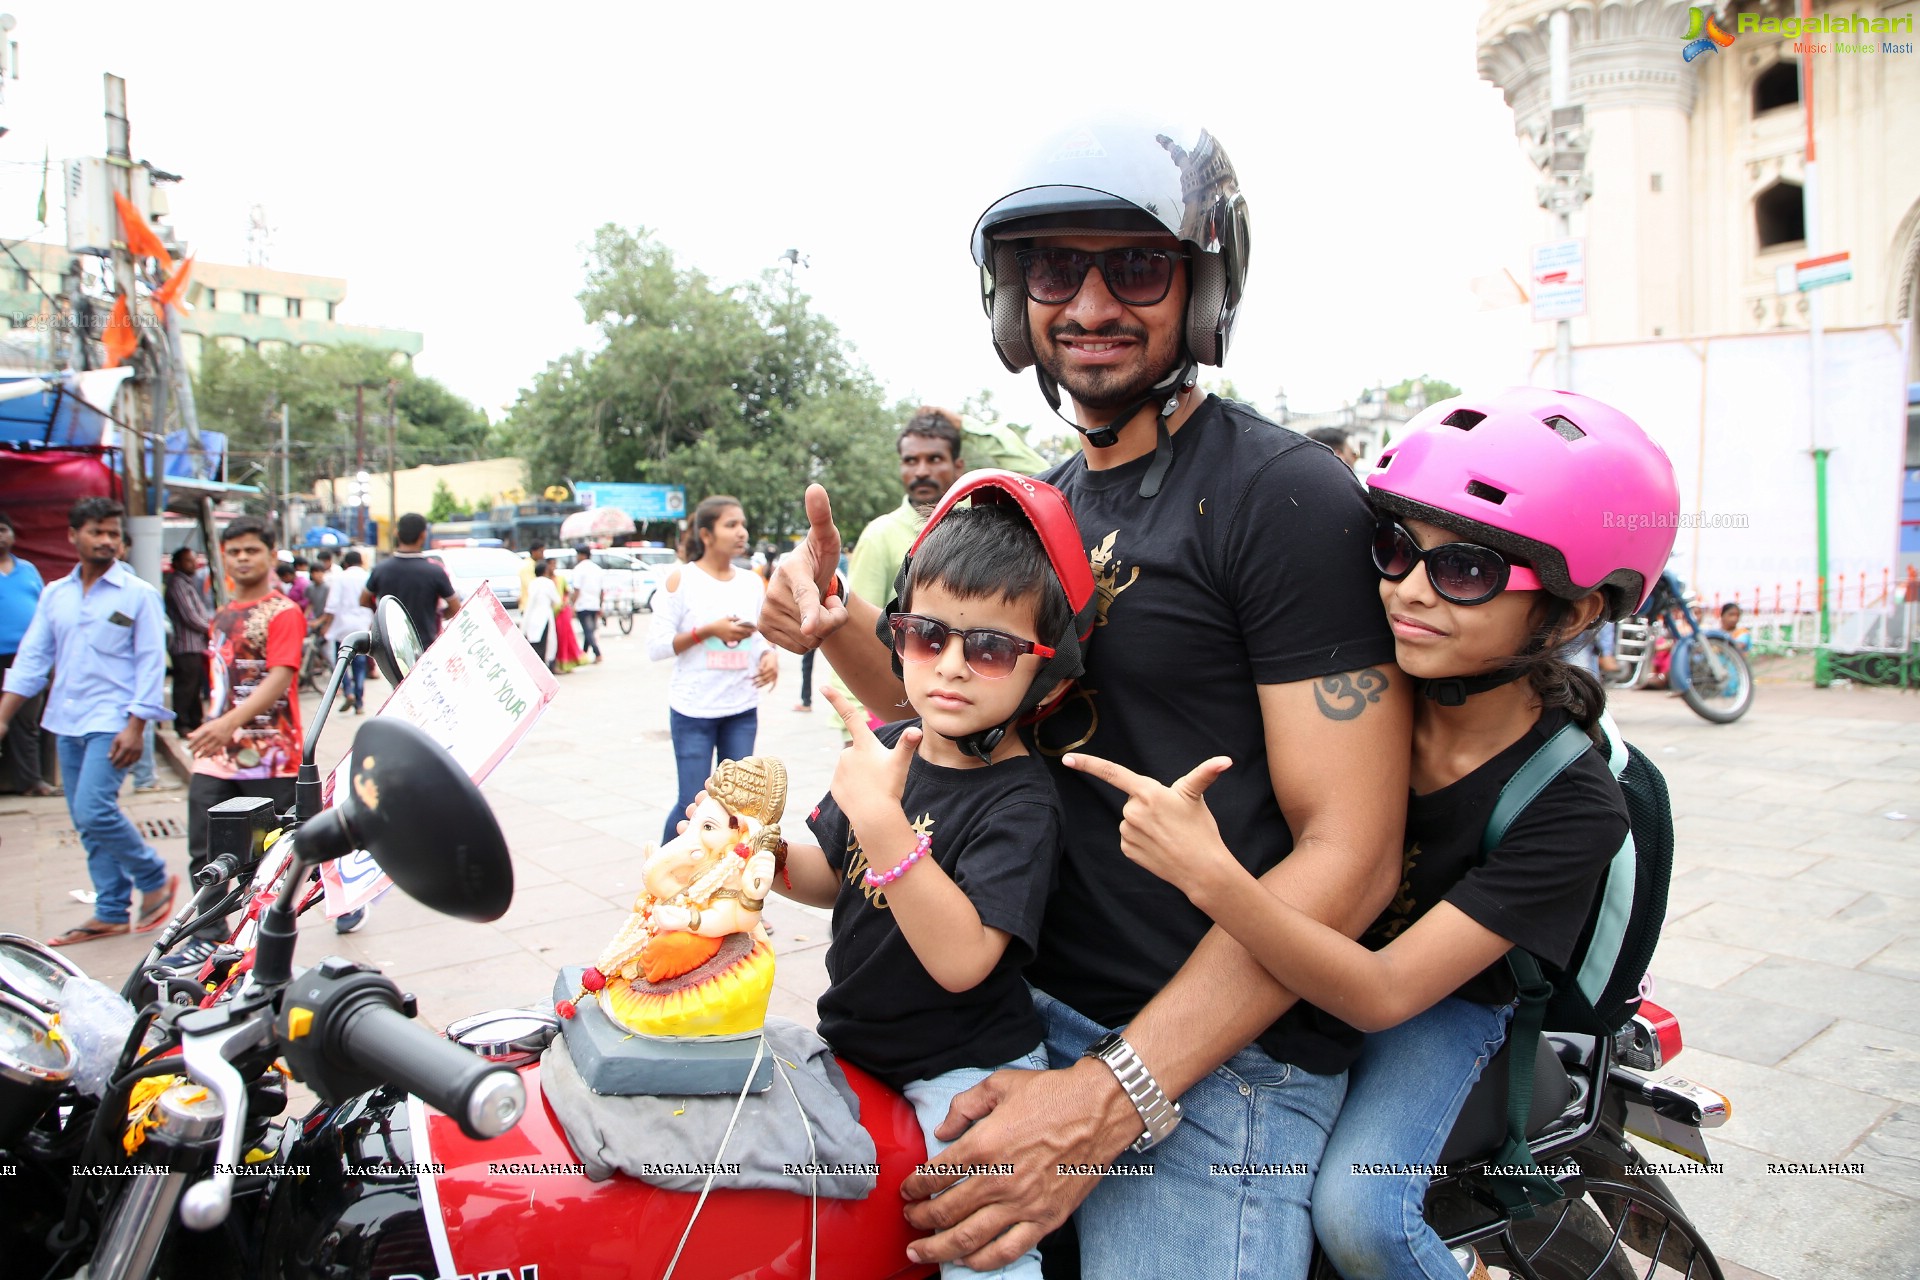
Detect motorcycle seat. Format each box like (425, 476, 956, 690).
(1436, 1033, 1575, 1167)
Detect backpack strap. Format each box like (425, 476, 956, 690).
(1478, 721, 1591, 1217)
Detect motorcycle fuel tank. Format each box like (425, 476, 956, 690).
(269, 1061, 935, 1280)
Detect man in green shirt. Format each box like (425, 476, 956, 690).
(826, 408, 965, 729)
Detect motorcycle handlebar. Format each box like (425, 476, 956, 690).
(333, 997, 526, 1141)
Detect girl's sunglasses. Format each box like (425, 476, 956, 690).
(1372, 520, 1541, 606)
(889, 614, 1053, 680)
(1014, 247, 1182, 308)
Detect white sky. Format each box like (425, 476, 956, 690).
(1, 1, 1549, 438)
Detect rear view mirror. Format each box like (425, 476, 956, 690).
(370, 595, 423, 686)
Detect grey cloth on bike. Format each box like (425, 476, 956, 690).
(540, 1017, 880, 1198)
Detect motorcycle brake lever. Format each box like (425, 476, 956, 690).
(177, 1002, 276, 1229)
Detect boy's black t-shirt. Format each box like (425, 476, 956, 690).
(1364, 707, 1631, 1005)
(810, 721, 1061, 1089)
(1028, 397, 1397, 1074)
(365, 554, 457, 643)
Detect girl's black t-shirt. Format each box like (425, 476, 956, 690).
(810, 721, 1061, 1089)
(1363, 707, 1632, 1006)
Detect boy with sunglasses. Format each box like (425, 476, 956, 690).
(772, 472, 1094, 1280)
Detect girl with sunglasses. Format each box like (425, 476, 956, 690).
(771, 472, 1095, 1280)
(1065, 387, 1679, 1280)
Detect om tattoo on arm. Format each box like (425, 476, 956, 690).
(1313, 668, 1390, 721)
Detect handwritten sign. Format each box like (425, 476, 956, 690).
(320, 584, 560, 916)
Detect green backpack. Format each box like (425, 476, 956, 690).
(1476, 711, 1675, 1213)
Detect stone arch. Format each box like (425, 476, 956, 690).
(1889, 196, 1920, 381)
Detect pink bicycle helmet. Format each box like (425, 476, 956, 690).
(1366, 386, 1680, 619)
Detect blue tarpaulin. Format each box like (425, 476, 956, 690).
(0, 369, 132, 447)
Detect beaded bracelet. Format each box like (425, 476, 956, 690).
(863, 832, 932, 888)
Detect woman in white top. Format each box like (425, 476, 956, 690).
(647, 496, 777, 841)
(522, 558, 562, 671)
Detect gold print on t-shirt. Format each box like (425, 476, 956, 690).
(844, 811, 936, 910)
(1374, 841, 1423, 944)
(1089, 531, 1139, 628)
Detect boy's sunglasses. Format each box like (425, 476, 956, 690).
(1014, 247, 1183, 308)
(889, 614, 1053, 680)
(1372, 520, 1541, 606)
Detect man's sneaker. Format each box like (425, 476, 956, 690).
(335, 907, 368, 934)
(156, 938, 221, 970)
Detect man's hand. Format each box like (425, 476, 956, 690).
(761, 485, 846, 652)
(108, 721, 145, 769)
(186, 715, 237, 759)
(821, 687, 918, 831)
(1064, 752, 1241, 901)
(899, 1058, 1138, 1271)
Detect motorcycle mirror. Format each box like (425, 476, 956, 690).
(294, 718, 513, 922)
(370, 595, 424, 687)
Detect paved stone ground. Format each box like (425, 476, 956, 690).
(2, 628, 1915, 1279)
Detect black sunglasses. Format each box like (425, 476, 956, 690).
(1014, 247, 1182, 308)
(889, 614, 1054, 680)
(1371, 520, 1540, 606)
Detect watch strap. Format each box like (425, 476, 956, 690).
(1083, 1032, 1181, 1153)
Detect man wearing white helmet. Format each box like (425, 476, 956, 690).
(764, 122, 1410, 1277)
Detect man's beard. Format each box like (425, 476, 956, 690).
(908, 486, 941, 517)
(1036, 321, 1180, 413)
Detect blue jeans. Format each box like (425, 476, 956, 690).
(903, 1045, 1051, 1280)
(663, 707, 758, 842)
(56, 732, 170, 925)
(334, 641, 367, 707)
(1313, 997, 1516, 1280)
(1034, 986, 1346, 1280)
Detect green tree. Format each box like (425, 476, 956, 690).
(427, 479, 462, 522)
(503, 226, 901, 544)
(1367, 376, 1462, 408)
(193, 344, 493, 505)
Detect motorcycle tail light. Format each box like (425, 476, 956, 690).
(1637, 1000, 1684, 1066)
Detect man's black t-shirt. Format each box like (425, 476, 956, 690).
(809, 721, 1061, 1089)
(365, 554, 457, 643)
(1364, 708, 1630, 1005)
(1029, 396, 1396, 1074)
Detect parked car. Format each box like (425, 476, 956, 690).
(423, 545, 524, 610)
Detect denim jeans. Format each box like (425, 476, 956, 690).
(334, 641, 367, 708)
(902, 1045, 1051, 1280)
(663, 707, 758, 842)
(1033, 986, 1346, 1280)
(1313, 996, 1516, 1280)
(576, 609, 601, 659)
(56, 731, 169, 925)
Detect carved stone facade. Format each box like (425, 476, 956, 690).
(1478, 0, 1920, 377)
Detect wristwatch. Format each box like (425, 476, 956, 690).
(1082, 1032, 1182, 1153)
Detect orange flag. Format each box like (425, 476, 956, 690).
(103, 294, 140, 366)
(151, 255, 195, 315)
(112, 190, 173, 272)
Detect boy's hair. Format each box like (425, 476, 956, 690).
(904, 503, 1069, 644)
(221, 515, 277, 548)
(0, 510, 13, 532)
(69, 496, 125, 529)
(341, 549, 364, 568)
(396, 513, 429, 545)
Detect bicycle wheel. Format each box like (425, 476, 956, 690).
(617, 606, 633, 635)
(1680, 636, 1753, 724)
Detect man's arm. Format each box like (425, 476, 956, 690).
(897, 667, 1412, 1271)
(761, 485, 908, 711)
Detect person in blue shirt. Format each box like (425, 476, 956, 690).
(0, 497, 177, 945)
(0, 510, 53, 796)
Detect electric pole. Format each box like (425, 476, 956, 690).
(104, 74, 146, 519)
(386, 379, 398, 544)
(355, 384, 367, 545)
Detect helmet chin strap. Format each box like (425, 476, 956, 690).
(1415, 669, 1527, 707)
(1034, 358, 1196, 499)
